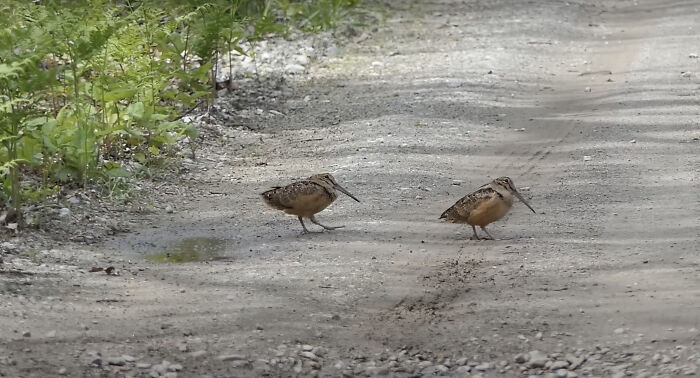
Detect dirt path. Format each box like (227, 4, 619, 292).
(2, 0, 700, 377)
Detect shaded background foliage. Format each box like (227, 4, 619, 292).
(0, 0, 360, 228)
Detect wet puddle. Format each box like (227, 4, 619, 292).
(146, 237, 228, 263)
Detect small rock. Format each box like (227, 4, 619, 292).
(417, 360, 433, 369)
(151, 363, 168, 375)
(46, 330, 56, 338)
(22, 331, 31, 338)
(58, 208, 71, 217)
(455, 365, 472, 373)
(681, 71, 693, 78)
(293, 55, 310, 66)
(527, 350, 549, 368)
(190, 350, 207, 358)
(584, 87, 592, 92)
(67, 196, 81, 205)
(421, 364, 449, 375)
(300, 351, 318, 361)
(57, 367, 68, 375)
(452, 180, 463, 186)
(106, 356, 126, 366)
(167, 363, 183, 372)
(475, 362, 492, 371)
(555, 369, 570, 378)
(302, 345, 314, 352)
(536, 331, 543, 340)
(217, 354, 246, 361)
(325, 45, 341, 56)
(515, 353, 530, 364)
(284, 64, 305, 74)
(690, 53, 699, 59)
(566, 354, 585, 370)
(303, 95, 311, 102)
(122, 355, 136, 362)
(165, 205, 174, 213)
(371, 61, 384, 67)
(583, 155, 592, 161)
(90, 357, 102, 366)
(551, 361, 570, 370)
(614, 328, 626, 334)
(293, 359, 302, 373)
(629, 139, 637, 143)
(136, 363, 152, 369)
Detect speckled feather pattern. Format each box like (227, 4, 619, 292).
(440, 186, 503, 222)
(261, 179, 336, 211)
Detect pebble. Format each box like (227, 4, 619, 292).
(551, 360, 570, 370)
(151, 362, 169, 375)
(165, 205, 174, 213)
(137, 363, 152, 369)
(325, 45, 341, 56)
(190, 350, 207, 358)
(614, 328, 626, 334)
(527, 350, 549, 368)
(371, 61, 384, 67)
(583, 155, 592, 161)
(106, 356, 127, 366)
(300, 351, 318, 361)
(455, 365, 472, 373)
(515, 355, 530, 365)
(168, 363, 183, 372)
(566, 354, 585, 370)
(475, 362, 492, 371)
(123, 355, 136, 362)
(690, 53, 699, 59)
(217, 354, 246, 361)
(284, 64, 306, 74)
(46, 330, 56, 338)
(452, 180, 463, 186)
(293, 55, 310, 66)
(57, 367, 67, 375)
(421, 364, 449, 375)
(58, 208, 71, 217)
(22, 331, 31, 337)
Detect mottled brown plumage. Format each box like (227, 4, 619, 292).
(262, 173, 360, 233)
(440, 177, 535, 240)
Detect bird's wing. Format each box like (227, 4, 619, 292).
(441, 187, 498, 220)
(262, 180, 326, 209)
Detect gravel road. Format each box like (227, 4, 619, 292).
(1, 0, 699, 377)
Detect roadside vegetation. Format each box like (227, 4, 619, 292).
(0, 0, 361, 230)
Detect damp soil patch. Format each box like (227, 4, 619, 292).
(146, 237, 228, 263)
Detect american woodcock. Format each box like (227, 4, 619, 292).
(440, 176, 535, 240)
(261, 173, 360, 233)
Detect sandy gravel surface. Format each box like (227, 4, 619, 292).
(1, 0, 699, 377)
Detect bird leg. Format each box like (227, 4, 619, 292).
(470, 225, 481, 240)
(480, 226, 494, 240)
(310, 216, 345, 230)
(298, 216, 310, 233)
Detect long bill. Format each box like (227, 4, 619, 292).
(512, 190, 536, 214)
(335, 184, 360, 202)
